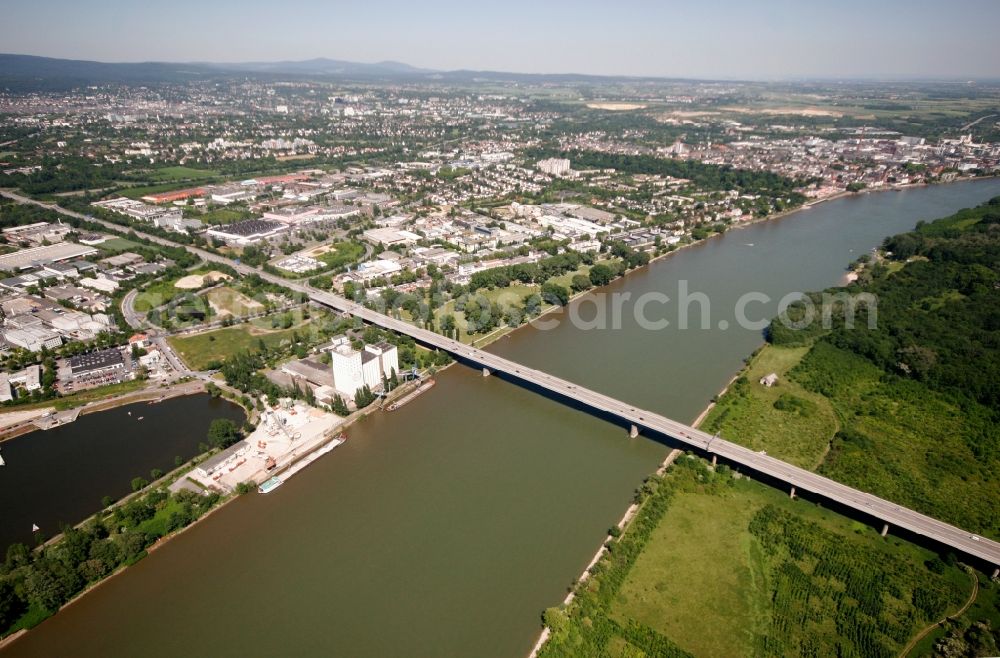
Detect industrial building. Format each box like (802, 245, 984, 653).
(206, 218, 288, 246)
(328, 337, 399, 399)
(69, 347, 125, 377)
(0, 242, 99, 272)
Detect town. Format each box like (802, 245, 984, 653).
(1, 44, 999, 658)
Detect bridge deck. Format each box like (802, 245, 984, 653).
(309, 290, 1000, 568)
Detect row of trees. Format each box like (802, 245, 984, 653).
(0, 483, 224, 635)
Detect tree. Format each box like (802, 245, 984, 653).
(206, 418, 241, 450)
(130, 477, 148, 492)
(540, 282, 570, 306)
(0, 580, 25, 630)
(589, 263, 613, 287)
(570, 274, 592, 293)
(331, 394, 350, 416)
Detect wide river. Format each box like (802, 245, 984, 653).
(5, 179, 1000, 658)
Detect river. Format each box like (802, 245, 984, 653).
(5, 179, 1000, 658)
(0, 394, 245, 553)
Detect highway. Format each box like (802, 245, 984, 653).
(5, 189, 1000, 569)
(302, 288, 1000, 568)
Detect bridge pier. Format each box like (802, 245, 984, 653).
(711, 454, 717, 468)
(789, 486, 796, 499)
(881, 523, 889, 537)
(992, 567, 999, 580)
(629, 424, 639, 439)
(482, 367, 491, 377)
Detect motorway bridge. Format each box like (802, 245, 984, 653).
(4, 190, 999, 572)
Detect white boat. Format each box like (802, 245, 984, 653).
(0, 451, 5, 467)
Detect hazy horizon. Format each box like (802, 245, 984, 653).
(2, 0, 1000, 81)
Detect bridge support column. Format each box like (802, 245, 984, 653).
(881, 523, 889, 537)
(711, 454, 717, 468)
(629, 424, 639, 439)
(992, 567, 999, 580)
(482, 367, 491, 377)
(789, 486, 796, 499)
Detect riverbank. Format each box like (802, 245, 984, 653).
(6, 178, 1000, 658)
(0, 371, 433, 645)
(0, 379, 207, 444)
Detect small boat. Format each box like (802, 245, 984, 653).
(258, 476, 283, 494)
(0, 451, 5, 467)
(137, 416, 144, 421)
(31, 523, 39, 532)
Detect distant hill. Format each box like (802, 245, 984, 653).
(0, 53, 687, 91)
(215, 57, 431, 76)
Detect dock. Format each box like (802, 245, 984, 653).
(387, 379, 435, 411)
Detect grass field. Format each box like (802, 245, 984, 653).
(117, 182, 197, 200)
(97, 237, 147, 253)
(312, 240, 365, 269)
(168, 322, 310, 370)
(613, 465, 969, 657)
(613, 489, 768, 656)
(539, 459, 972, 658)
(701, 345, 839, 468)
(704, 340, 1000, 540)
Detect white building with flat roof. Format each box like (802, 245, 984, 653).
(364, 342, 399, 381)
(330, 340, 399, 399)
(330, 343, 365, 398)
(537, 158, 571, 176)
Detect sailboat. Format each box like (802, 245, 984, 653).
(0, 450, 5, 466)
(31, 524, 39, 532)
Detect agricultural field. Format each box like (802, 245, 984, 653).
(539, 459, 974, 658)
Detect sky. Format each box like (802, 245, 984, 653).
(2, 0, 999, 80)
